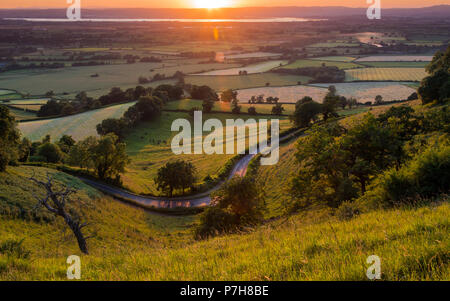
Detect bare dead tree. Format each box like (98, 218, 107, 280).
(30, 172, 90, 254)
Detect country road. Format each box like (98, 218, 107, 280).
(79, 128, 304, 210)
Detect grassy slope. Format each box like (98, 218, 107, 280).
(123, 111, 292, 195)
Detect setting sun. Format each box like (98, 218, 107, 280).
(194, 0, 231, 9)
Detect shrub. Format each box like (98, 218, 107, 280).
(0, 239, 31, 259)
(361, 144, 450, 207)
(37, 143, 63, 163)
(194, 207, 238, 239)
(335, 201, 360, 221)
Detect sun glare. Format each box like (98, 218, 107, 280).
(194, 0, 231, 9)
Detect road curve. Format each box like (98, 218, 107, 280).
(79, 129, 303, 210)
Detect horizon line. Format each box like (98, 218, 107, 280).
(1, 5, 449, 10)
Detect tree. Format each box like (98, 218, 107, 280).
(67, 136, 97, 169)
(58, 135, 75, 154)
(248, 106, 257, 115)
(291, 123, 357, 209)
(211, 176, 264, 221)
(135, 96, 163, 121)
(38, 142, 63, 163)
(292, 100, 322, 128)
(30, 173, 90, 254)
(271, 103, 285, 115)
(154, 160, 197, 196)
(221, 89, 238, 102)
(90, 134, 129, 180)
(202, 99, 214, 113)
(154, 84, 183, 101)
(0, 106, 20, 171)
(339, 96, 348, 109)
(190, 85, 218, 101)
(375, 95, 383, 105)
(18, 137, 32, 162)
(419, 46, 450, 104)
(231, 100, 241, 114)
(322, 93, 339, 121)
(348, 97, 357, 109)
(96, 118, 127, 140)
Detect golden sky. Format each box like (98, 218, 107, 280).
(2, 0, 449, 9)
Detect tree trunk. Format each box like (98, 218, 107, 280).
(65, 215, 89, 255)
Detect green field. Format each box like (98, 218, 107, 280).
(310, 56, 356, 62)
(311, 82, 417, 103)
(0, 62, 240, 95)
(6, 107, 37, 121)
(123, 111, 292, 195)
(18, 102, 136, 141)
(359, 62, 428, 68)
(193, 60, 287, 76)
(355, 56, 433, 62)
(1, 165, 448, 280)
(185, 73, 312, 92)
(282, 59, 362, 70)
(235, 85, 329, 103)
(345, 68, 427, 82)
(308, 42, 361, 48)
(164, 99, 297, 115)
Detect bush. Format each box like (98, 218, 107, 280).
(335, 201, 360, 221)
(37, 143, 63, 163)
(0, 239, 31, 259)
(194, 207, 238, 239)
(361, 144, 450, 207)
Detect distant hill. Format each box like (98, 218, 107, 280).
(1, 5, 450, 20)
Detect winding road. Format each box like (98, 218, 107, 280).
(79, 129, 304, 210)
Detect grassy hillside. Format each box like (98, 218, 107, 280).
(1, 165, 447, 281)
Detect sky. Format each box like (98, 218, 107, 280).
(1, 0, 449, 9)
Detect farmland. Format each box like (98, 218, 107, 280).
(355, 56, 433, 62)
(18, 102, 135, 141)
(224, 52, 281, 60)
(345, 68, 427, 82)
(0, 62, 240, 95)
(185, 73, 311, 92)
(235, 85, 329, 103)
(310, 82, 417, 103)
(359, 61, 428, 68)
(310, 56, 356, 62)
(193, 60, 287, 75)
(281, 59, 361, 70)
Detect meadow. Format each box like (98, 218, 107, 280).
(235, 85, 328, 103)
(122, 111, 292, 195)
(345, 68, 427, 82)
(359, 61, 428, 68)
(310, 56, 356, 62)
(185, 73, 311, 92)
(224, 52, 281, 60)
(193, 60, 287, 76)
(310, 82, 417, 103)
(18, 102, 136, 141)
(355, 56, 433, 62)
(282, 59, 361, 70)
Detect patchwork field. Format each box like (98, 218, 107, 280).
(311, 82, 417, 103)
(345, 68, 427, 81)
(0, 62, 239, 95)
(164, 98, 297, 115)
(359, 61, 428, 68)
(18, 102, 136, 141)
(355, 56, 433, 62)
(6, 107, 37, 121)
(225, 52, 281, 59)
(193, 60, 287, 76)
(235, 85, 329, 103)
(0, 88, 17, 95)
(185, 73, 311, 92)
(310, 56, 356, 62)
(282, 59, 362, 70)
